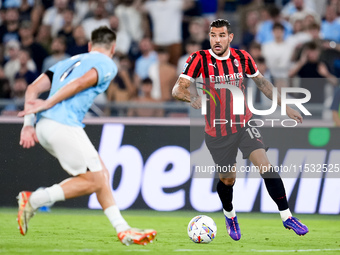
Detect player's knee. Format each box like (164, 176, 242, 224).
(219, 177, 235, 186)
(86, 179, 101, 193)
(257, 163, 272, 174)
(92, 170, 108, 191)
(101, 167, 110, 182)
(82, 172, 104, 193)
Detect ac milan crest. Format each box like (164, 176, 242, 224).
(234, 59, 239, 67)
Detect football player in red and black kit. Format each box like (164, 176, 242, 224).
(172, 19, 308, 240)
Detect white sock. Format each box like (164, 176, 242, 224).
(29, 184, 65, 210)
(104, 205, 130, 233)
(280, 208, 292, 221)
(223, 208, 236, 218)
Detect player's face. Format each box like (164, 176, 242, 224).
(209, 26, 233, 57)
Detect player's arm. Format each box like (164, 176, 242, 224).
(18, 68, 98, 116)
(251, 73, 278, 103)
(24, 73, 52, 109)
(173, 51, 202, 108)
(251, 72, 303, 123)
(20, 73, 52, 149)
(172, 77, 191, 102)
(172, 77, 201, 109)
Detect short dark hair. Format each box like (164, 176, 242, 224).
(156, 47, 168, 54)
(142, 78, 153, 85)
(54, 35, 67, 46)
(210, 19, 232, 34)
(267, 5, 280, 18)
(91, 26, 116, 49)
(305, 41, 319, 51)
(20, 47, 32, 58)
(308, 23, 320, 31)
(272, 22, 284, 31)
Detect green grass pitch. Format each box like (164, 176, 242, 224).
(0, 208, 339, 255)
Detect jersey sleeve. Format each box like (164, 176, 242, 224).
(93, 58, 117, 91)
(243, 50, 259, 78)
(180, 52, 202, 82)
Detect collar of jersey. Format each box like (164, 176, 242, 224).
(209, 49, 230, 60)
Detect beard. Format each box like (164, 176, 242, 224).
(212, 43, 229, 56)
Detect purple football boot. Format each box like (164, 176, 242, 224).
(283, 216, 309, 236)
(225, 216, 241, 241)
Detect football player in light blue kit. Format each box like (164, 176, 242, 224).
(17, 26, 156, 245)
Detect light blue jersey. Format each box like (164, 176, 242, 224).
(37, 51, 117, 127)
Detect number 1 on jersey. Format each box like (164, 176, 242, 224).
(60, 61, 81, 82)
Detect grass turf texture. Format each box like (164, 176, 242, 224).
(0, 208, 339, 255)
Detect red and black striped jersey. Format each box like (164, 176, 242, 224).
(180, 48, 259, 137)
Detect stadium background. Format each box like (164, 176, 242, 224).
(0, 0, 340, 216)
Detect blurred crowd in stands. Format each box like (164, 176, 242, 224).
(0, 0, 339, 121)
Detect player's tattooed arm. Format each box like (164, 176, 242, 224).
(252, 72, 303, 123)
(251, 72, 281, 106)
(172, 77, 192, 102)
(172, 77, 201, 109)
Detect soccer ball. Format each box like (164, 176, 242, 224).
(187, 215, 217, 243)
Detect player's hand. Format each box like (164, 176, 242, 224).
(20, 126, 39, 149)
(191, 96, 202, 109)
(286, 106, 303, 123)
(17, 99, 49, 117)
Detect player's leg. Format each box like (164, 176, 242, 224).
(18, 118, 156, 243)
(17, 161, 111, 236)
(218, 169, 236, 218)
(25, 118, 112, 211)
(238, 125, 291, 218)
(205, 133, 241, 241)
(218, 169, 241, 241)
(58, 159, 131, 234)
(246, 145, 308, 235)
(249, 148, 291, 216)
(91, 162, 156, 245)
(26, 159, 156, 244)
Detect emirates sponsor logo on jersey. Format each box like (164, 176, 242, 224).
(209, 72, 243, 83)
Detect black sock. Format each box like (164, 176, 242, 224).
(216, 180, 233, 211)
(261, 166, 289, 211)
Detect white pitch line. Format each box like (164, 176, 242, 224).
(3, 248, 340, 254)
(250, 248, 340, 253)
(45, 249, 151, 253)
(125, 250, 150, 252)
(46, 249, 110, 253)
(174, 248, 340, 253)
(174, 250, 220, 252)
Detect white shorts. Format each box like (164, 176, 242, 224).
(36, 117, 103, 176)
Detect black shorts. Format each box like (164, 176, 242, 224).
(205, 123, 267, 168)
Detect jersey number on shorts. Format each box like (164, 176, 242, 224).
(60, 61, 81, 82)
(246, 127, 261, 139)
